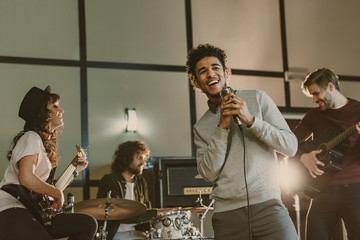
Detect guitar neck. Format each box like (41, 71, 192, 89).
(325, 124, 357, 150)
(54, 157, 78, 191)
(54, 146, 85, 191)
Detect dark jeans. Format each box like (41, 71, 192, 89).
(212, 198, 297, 240)
(0, 208, 97, 240)
(306, 183, 360, 240)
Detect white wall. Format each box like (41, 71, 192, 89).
(1, 0, 360, 194)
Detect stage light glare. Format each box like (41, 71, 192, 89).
(279, 157, 304, 194)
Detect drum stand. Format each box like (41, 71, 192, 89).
(96, 191, 113, 240)
(199, 199, 215, 237)
(194, 191, 215, 238)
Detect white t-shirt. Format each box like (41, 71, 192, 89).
(117, 182, 136, 232)
(0, 131, 52, 212)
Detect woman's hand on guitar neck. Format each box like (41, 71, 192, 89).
(300, 149, 325, 178)
(74, 149, 88, 174)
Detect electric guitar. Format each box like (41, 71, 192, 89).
(298, 123, 358, 198)
(1, 145, 86, 226)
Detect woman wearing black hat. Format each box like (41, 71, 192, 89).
(0, 86, 97, 239)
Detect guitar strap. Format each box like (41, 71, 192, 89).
(46, 167, 57, 184)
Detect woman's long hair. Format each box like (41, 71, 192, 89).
(7, 86, 62, 168)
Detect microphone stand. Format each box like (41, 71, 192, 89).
(293, 194, 301, 240)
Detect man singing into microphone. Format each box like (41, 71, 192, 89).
(185, 44, 298, 240)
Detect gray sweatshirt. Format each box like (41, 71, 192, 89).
(194, 89, 297, 213)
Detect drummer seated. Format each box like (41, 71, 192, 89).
(96, 178, 157, 240)
(96, 141, 178, 240)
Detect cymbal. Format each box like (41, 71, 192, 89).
(183, 205, 214, 213)
(74, 198, 147, 220)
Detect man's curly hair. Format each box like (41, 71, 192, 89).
(111, 140, 150, 174)
(185, 43, 230, 90)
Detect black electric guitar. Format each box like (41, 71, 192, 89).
(1, 145, 86, 227)
(298, 123, 358, 198)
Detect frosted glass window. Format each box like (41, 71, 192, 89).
(192, 0, 283, 71)
(286, 0, 360, 76)
(0, 0, 79, 60)
(86, 0, 187, 65)
(340, 81, 360, 101)
(0, 64, 81, 178)
(87, 68, 191, 179)
(289, 79, 318, 108)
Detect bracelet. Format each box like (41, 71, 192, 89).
(73, 171, 79, 178)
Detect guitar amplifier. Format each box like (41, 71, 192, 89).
(153, 158, 213, 208)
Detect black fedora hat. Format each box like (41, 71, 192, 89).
(18, 86, 49, 122)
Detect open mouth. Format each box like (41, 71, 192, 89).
(208, 79, 219, 86)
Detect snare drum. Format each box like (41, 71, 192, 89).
(150, 210, 201, 239)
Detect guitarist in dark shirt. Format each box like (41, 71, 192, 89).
(293, 68, 360, 240)
(0, 86, 97, 240)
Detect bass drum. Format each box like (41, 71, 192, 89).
(150, 210, 201, 239)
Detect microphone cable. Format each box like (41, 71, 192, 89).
(220, 86, 252, 239)
(238, 118, 252, 240)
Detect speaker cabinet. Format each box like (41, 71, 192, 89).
(153, 157, 213, 208)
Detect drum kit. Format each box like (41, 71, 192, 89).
(149, 210, 200, 239)
(74, 188, 214, 239)
(147, 192, 214, 240)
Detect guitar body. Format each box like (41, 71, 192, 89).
(299, 128, 344, 198)
(1, 184, 60, 226)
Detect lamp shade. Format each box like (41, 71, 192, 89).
(126, 108, 137, 132)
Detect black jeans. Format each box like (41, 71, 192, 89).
(0, 208, 97, 240)
(306, 183, 360, 240)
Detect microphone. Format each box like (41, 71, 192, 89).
(220, 86, 243, 126)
